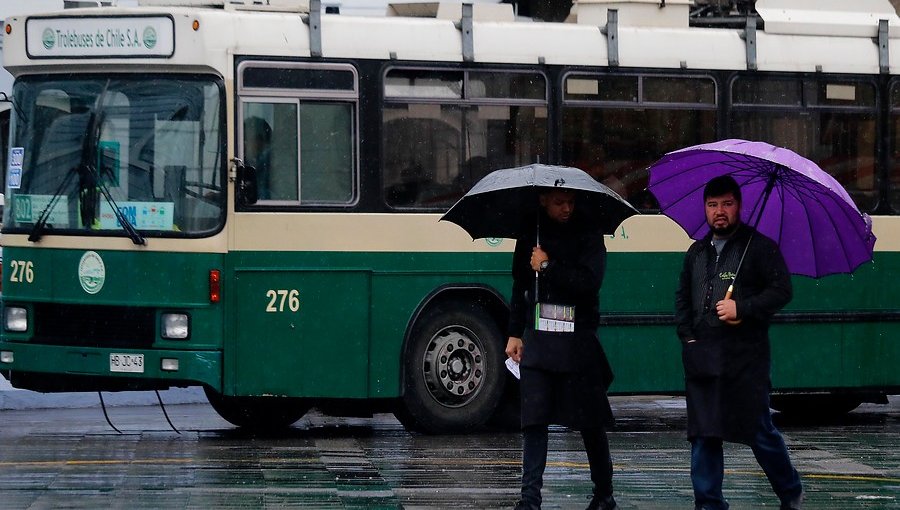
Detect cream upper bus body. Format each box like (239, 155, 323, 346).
(4, 1, 898, 78)
(2, 1, 899, 257)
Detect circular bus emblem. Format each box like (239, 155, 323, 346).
(78, 251, 106, 295)
(143, 26, 157, 49)
(42, 28, 55, 50)
(485, 237, 503, 247)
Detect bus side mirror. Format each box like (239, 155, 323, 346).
(236, 163, 258, 205)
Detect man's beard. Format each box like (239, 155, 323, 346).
(710, 221, 739, 237)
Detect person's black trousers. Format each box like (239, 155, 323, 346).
(521, 424, 613, 506)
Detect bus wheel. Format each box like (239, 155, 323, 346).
(204, 386, 310, 430)
(397, 302, 506, 434)
(770, 394, 863, 419)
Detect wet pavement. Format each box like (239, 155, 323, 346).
(0, 396, 897, 509)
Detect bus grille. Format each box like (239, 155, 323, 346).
(33, 303, 156, 348)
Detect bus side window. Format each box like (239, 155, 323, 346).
(730, 76, 878, 212)
(243, 115, 274, 200)
(299, 102, 354, 203)
(382, 68, 548, 210)
(239, 62, 359, 207)
(242, 104, 300, 202)
(560, 73, 717, 211)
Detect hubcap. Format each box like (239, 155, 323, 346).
(422, 325, 485, 408)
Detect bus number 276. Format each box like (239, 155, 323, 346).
(265, 289, 300, 312)
(9, 260, 35, 283)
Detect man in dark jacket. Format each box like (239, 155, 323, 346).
(675, 175, 803, 510)
(506, 188, 616, 510)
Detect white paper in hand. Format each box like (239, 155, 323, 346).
(505, 357, 520, 379)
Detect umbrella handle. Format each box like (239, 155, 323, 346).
(723, 286, 742, 325)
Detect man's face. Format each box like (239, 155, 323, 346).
(705, 192, 741, 237)
(540, 190, 575, 223)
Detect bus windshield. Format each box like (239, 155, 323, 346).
(4, 75, 224, 237)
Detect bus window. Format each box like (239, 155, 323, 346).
(385, 69, 463, 99)
(243, 102, 298, 201)
(238, 62, 358, 206)
(561, 73, 718, 210)
(731, 76, 802, 106)
(467, 71, 546, 100)
(730, 75, 877, 212)
(382, 68, 548, 210)
(300, 103, 354, 203)
(888, 81, 900, 212)
(4, 76, 224, 235)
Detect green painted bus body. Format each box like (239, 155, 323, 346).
(3, 244, 897, 398)
(1, 247, 224, 390)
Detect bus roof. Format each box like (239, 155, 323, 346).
(3, 0, 900, 76)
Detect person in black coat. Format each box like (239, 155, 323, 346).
(674, 175, 804, 510)
(506, 188, 617, 510)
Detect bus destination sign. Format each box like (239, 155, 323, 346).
(26, 16, 175, 59)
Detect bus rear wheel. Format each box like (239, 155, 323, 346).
(770, 394, 863, 419)
(397, 302, 506, 434)
(204, 386, 310, 430)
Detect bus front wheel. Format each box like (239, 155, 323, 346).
(204, 386, 310, 430)
(397, 302, 507, 434)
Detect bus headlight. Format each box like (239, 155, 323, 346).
(5, 307, 27, 332)
(161, 313, 189, 339)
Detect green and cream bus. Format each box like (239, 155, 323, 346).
(1, 0, 898, 432)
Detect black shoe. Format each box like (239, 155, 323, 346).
(514, 500, 540, 510)
(586, 494, 617, 510)
(780, 489, 804, 510)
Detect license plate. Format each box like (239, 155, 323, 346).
(109, 353, 144, 373)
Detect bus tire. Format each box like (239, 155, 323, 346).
(487, 372, 522, 430)
(204, 386, 310, 430)
(397, 302, 506, 434)
(770, 394, 863, 419)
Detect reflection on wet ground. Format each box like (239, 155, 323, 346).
(0, 396, 897, 509)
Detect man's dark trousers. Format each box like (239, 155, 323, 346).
(690, 413, 802, 510)
(521, 425, 613, 506)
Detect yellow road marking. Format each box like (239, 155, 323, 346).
(1, 457, 896, 484)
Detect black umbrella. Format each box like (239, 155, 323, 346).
(441, 163, 638, 240)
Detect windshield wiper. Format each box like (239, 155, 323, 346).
(85, 82, 147, 244)
(84, 162, 146, 245)
(27, 164, 79, 242)
(29, 84, 109, 243)
(29, 81, 145, 245)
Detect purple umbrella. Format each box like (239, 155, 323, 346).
(647, 139, 876, 279)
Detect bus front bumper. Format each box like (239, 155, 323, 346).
(0, 342, 221, 393)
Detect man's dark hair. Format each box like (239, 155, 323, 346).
(244, 116, 272, 143)
(703, 175, 741, 202)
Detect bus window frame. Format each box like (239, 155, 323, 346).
(236, 60, 361, 209)
(381, 65, 550, 212)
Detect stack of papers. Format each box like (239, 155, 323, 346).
(505, 357, 520, 379)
